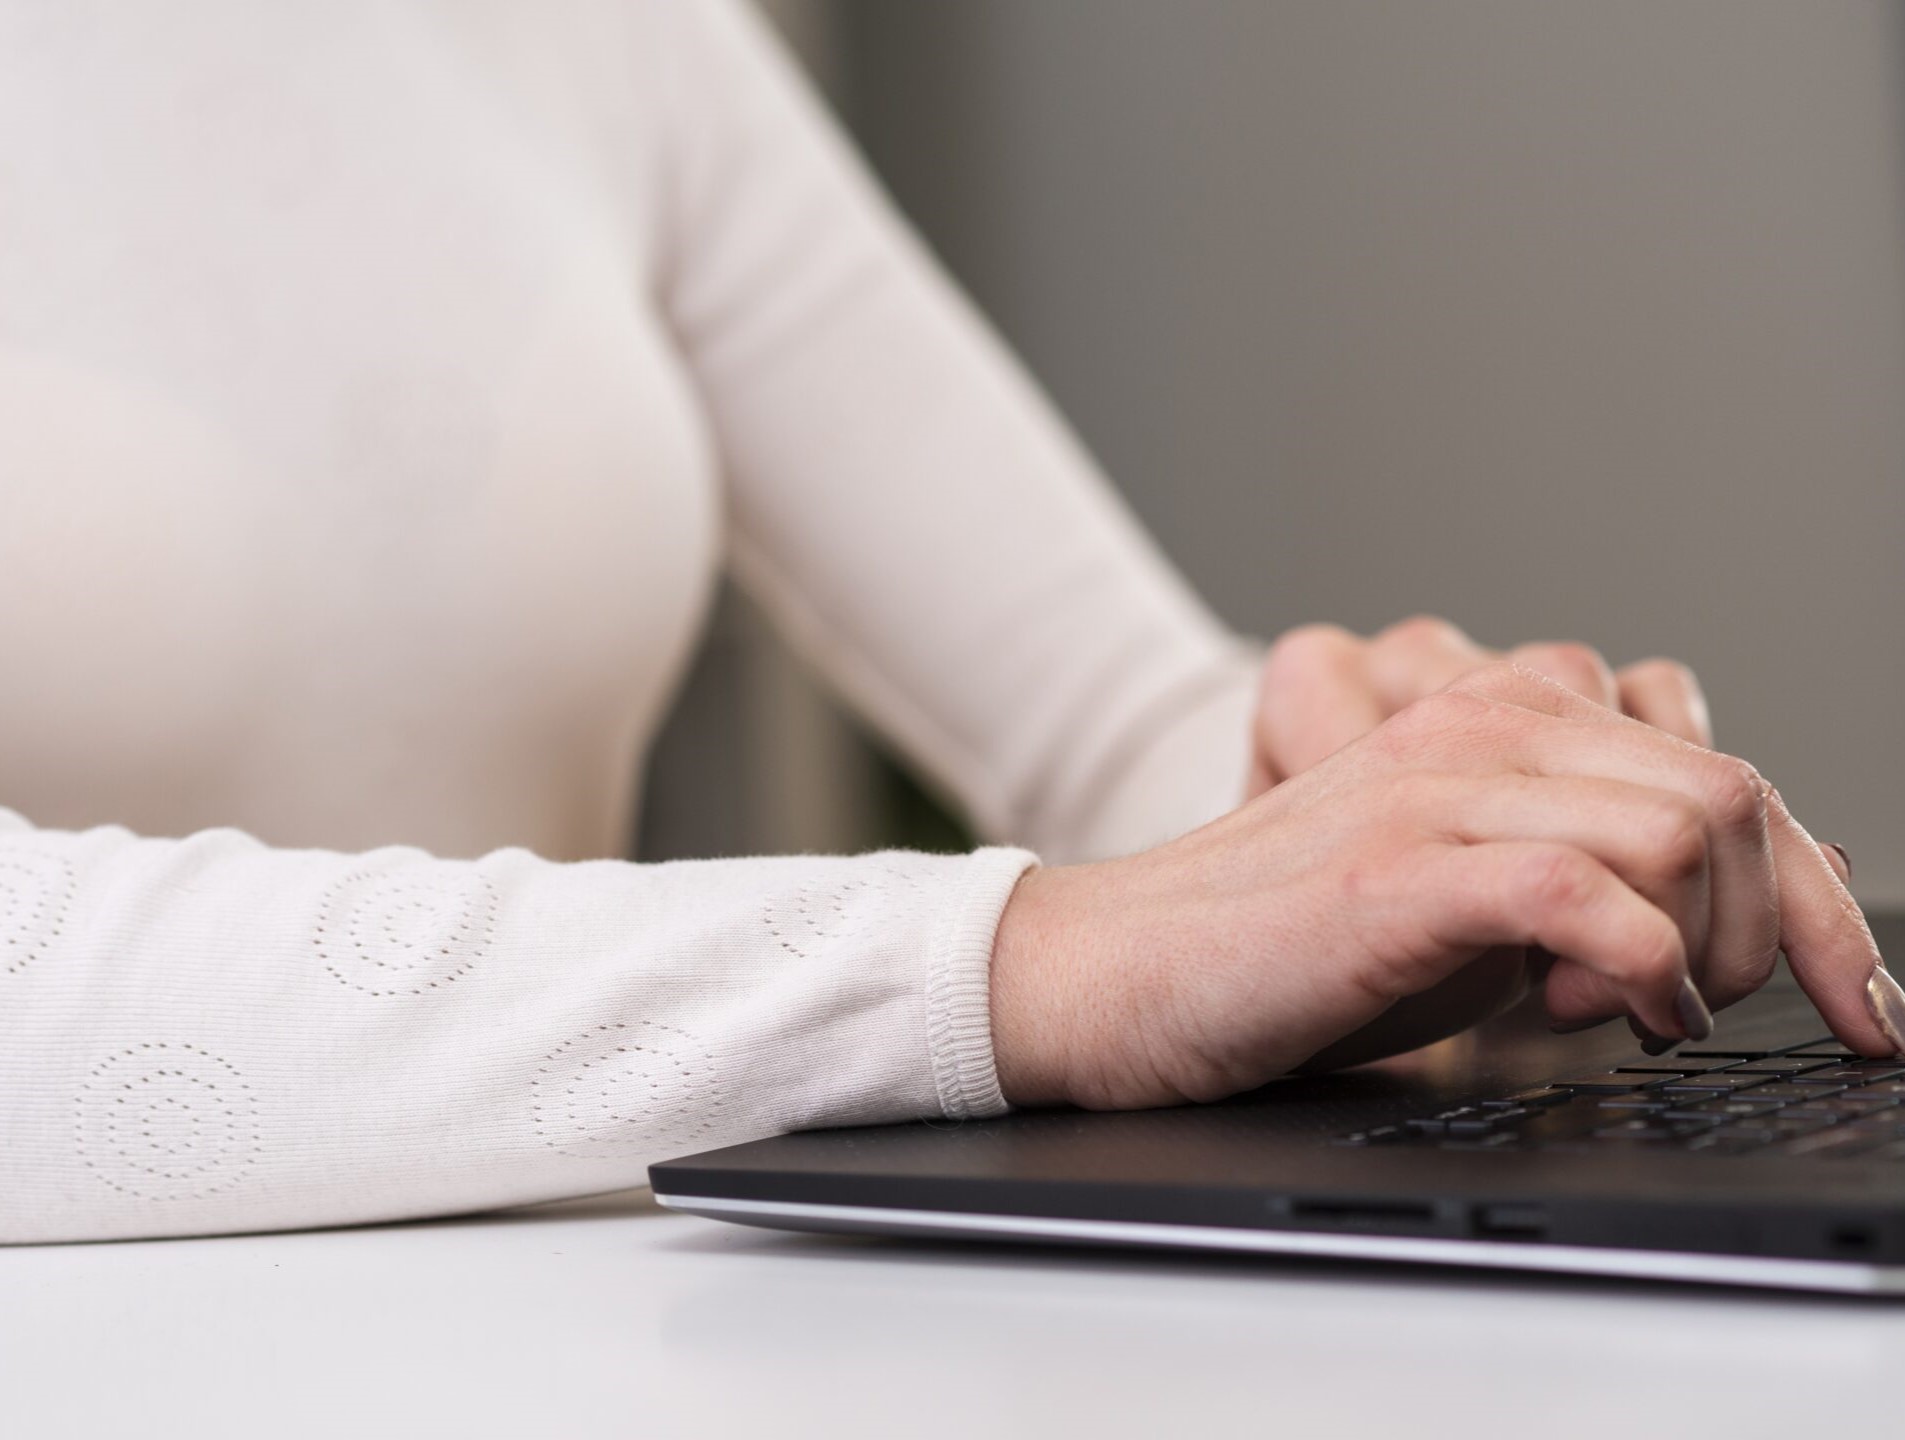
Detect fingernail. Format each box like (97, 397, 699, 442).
(1626, 1014, 1679, 1055)
(1865, 966, 1905, 1056)
(1675, 978, 1714, 1041)
(1826, 842, 1852, 882)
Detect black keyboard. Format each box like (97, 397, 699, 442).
(1335, 1037, 1905, 1160)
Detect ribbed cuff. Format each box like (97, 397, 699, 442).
(925, 846, 1040, 1121)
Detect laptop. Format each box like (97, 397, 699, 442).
(649, 913, 1905, 1296)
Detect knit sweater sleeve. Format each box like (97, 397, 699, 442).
(651, 0, 1262, 864)
(0, 0, 1262, 1245)
(0, 807, 1033, 1243)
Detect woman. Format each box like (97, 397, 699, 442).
(0, 0, 1887, 1243)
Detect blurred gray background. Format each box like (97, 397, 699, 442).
(642, 0, 1905, 906)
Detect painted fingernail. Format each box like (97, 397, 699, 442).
(1826, 842, 1852, 882)
(1865, 966, 1905, 1056)
(1640, 1033, 1680, 1056)
(1675, 978, 1714, 1042)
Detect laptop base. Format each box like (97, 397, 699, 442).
(656, 1191, 1901, 1295)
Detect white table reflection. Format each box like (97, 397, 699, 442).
(4, 1185, 1896, 1439)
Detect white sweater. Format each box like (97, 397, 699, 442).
(0, 0, 1258, 1243)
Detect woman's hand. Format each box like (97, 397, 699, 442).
(1247, 615, 1711, 796)
(990, 663, 1896, 1110)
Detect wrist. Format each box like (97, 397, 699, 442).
(989, 865, 1085, 1107)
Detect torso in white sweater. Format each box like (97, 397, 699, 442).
(0, 0, 1256, 1242)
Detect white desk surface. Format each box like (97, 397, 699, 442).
(4, 1187, 1899, 1440)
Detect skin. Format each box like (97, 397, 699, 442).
(990, 620, 1890, 1111)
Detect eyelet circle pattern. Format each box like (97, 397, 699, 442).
(75, 1042, 260, 1202)
(313, 867, 498, 997)
(531, 1021, 722, 1159)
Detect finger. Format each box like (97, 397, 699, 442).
(1245, 753, 1275, 801)
(1762, 787, 1898, 1057)
(1432, 771, 1711, 955)
(1507, 642, 1620, 711)
(1454, 678, 1873, 1040)
(1432, 667, 1874, 1039)
(1407, 841, 1700, 1040)
(1368, 615, 1495, 713)
(1629, 1015, 1683, 1057)
(1823, 842, 1851, 886)
(1426, 773, 1713, 1029)
(1442, 666, 1779, 1013)
(1490, 716, 1778, 1013)
(1616, 657, 1714, 748)
(1256, 625, 1387, 781)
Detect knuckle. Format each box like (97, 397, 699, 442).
(1629, 920, 1687, 984)
(1739, 944, 1779, 991)
(1520, 642, 1612, 694)
(1263, 623, 1358, 679)
(1337, 860, 1383, 909)
(1386, 769, 1453, 818)
(1386, 688, 1492, 747)
(1379, 613, 1469, 653)
(1518, 848, 1596, 913)
(1640, 798, 1708, 880)
(1710, 946, 1779, 1006)
(1446, 658, 1521, 698)
(1336, 838, 1416, 911)
(1553, 641, 1611, 682)
(1704, 755, 1768, 831)
(1626, 656, 1700, 692)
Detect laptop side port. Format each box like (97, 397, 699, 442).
(1284, 1198, 1438, 1230)
(1828, 1224, 1875, 1255)
(1471, 1203, 1550, 1240)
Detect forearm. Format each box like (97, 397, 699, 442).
(1019, 643, 1262, 863)
(0, 808, 1033, 1244)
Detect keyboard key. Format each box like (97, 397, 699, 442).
(1728, 1060, 1832, 1076)
(1596, 1096, 1670, 1111)
(1780, 1104, 1869, 1122)
(1663, 1114, 1724, 1134)
(1446, 1108, 1526, 1134)
(1484, 1087, 1570, 1109)
(1675, 1049, 1777, 1059)
(1333, 1125, 1409, 1146)
(1593, 1119, 1678, 1140)
(1801, 1066, 1905, 1086)
(1438, 1132, 1521, 1151)
(1736, 1082, 1845, 1103)
(1552, 1073, 1676, 1092)
(1613, 1060, 1741, 1074)
(1406, 1107, 1496, 1134)
(1786, 1049, 1861, 1061)
(1514, 1108, 1603, 1145)
(1671, 1098, 1786, 1118)
(1731, 1114, 1835, 1138)
(1658, 1074, 1771, 1094)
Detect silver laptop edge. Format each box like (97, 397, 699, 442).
(654, 1192, 1903, 1295)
